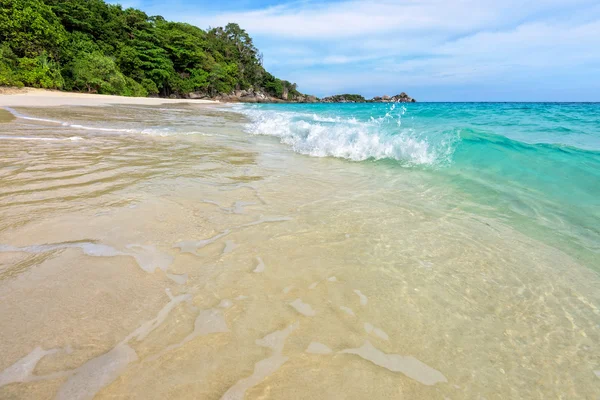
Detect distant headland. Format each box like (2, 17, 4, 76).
(191, 90, 415, 103)
(0, 0, 415, 104)
(319, 93, 416, 103)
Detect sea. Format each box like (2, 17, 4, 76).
(0, 101, 598, 399)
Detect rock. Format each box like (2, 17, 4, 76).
(370, 93, 415, 103)
(183, 87, 319, 104)
(318, 93, 416, 103)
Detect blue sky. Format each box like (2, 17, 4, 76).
(109, 0, 600, 101)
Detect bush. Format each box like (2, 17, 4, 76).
(123, 76, 147, 97)
(71, 51, 125, 94)
(0, 43, 23, 86)
(17, 53, 64, 89)
(140, 78, 159, 95)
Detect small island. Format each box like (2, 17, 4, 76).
(319, 93, 416, 103)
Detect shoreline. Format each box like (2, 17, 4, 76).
(0, 87, 220, 107)
(0, 99, 599, 399)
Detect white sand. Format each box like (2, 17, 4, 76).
(0, 88, 218, 107)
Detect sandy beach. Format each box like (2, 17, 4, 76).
(0, 88, 219, 107)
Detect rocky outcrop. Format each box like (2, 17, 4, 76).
(319, 92, 416, 103)
(320, 94, 366, 103)
(186, 89, 416, 104)
(370, 93, 415, 103)
(185, 89, 318, 103)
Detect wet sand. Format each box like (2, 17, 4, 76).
(0, 109, 15, 123)
(0, 102, 598, 399)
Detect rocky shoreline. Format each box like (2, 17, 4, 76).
(184, 90, 415, 103)
(187, 89, 318, 103)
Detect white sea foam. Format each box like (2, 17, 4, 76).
(240, 106, 455, 165)
(2, 107, 189, 137)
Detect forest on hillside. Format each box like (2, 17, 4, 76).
(0, 0, 305, 100)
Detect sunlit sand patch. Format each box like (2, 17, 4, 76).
(174, 217, 291, 256)
(192, 308, 230, 335)
(219, 299, 233, 309)
(282, 285, 294, 294)
(219, 183, 268, 205)
(147, 304, 229, 362)
(232, 201, 255, 214)
(327, 276, 338, 282)
(364, 323, 389, 341)
(239, 216, 292, 227)
(0, 242, 173, 274)
(223, 240, 238, 254)
(200, 199, 254, 215)
(306, 342, 332, 355)
(125, 244, 174, 273)
(50, 289, 191, 397)
(289, 298, 317, 316)
(308, 281, 319, 289)
(174, 230, 231, 255)
(0, 347, 60, 387)
(354, 289, 368, 306)
(340, 306, 355, 317)
(124, 289, 192, 342)
(166, 272, 188, 285)
(201, 199, 224, 209)
(55, 344, 138, 400)
(220, 323, 298, 400)
(253, 256, 265, 273)
(340, 341, 447, 386)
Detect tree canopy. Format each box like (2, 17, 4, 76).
(0, 0, 304, 99)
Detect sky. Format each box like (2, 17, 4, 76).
(109, 0, 600, 101)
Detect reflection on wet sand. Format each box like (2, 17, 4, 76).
(0, 105, 598, 399)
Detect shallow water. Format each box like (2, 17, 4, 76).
(0, 103, 598, 399)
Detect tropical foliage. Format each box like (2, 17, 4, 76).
(0, 0, 304, 99)
(320, 94, 367, 103)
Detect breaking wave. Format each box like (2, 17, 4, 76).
(238, 104, 459, 166)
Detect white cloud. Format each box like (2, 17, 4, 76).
(185, 0, 595, 39)
(156, 0, 600, 99)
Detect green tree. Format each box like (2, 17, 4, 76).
(0, 0, 67, 58)
(17, 53, 63, 89)
(71, 51, 125, 94)
(0, 0, 308, 100)
(0, 43, 23, 86)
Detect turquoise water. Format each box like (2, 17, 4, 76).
(239, 102, 600, 268)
